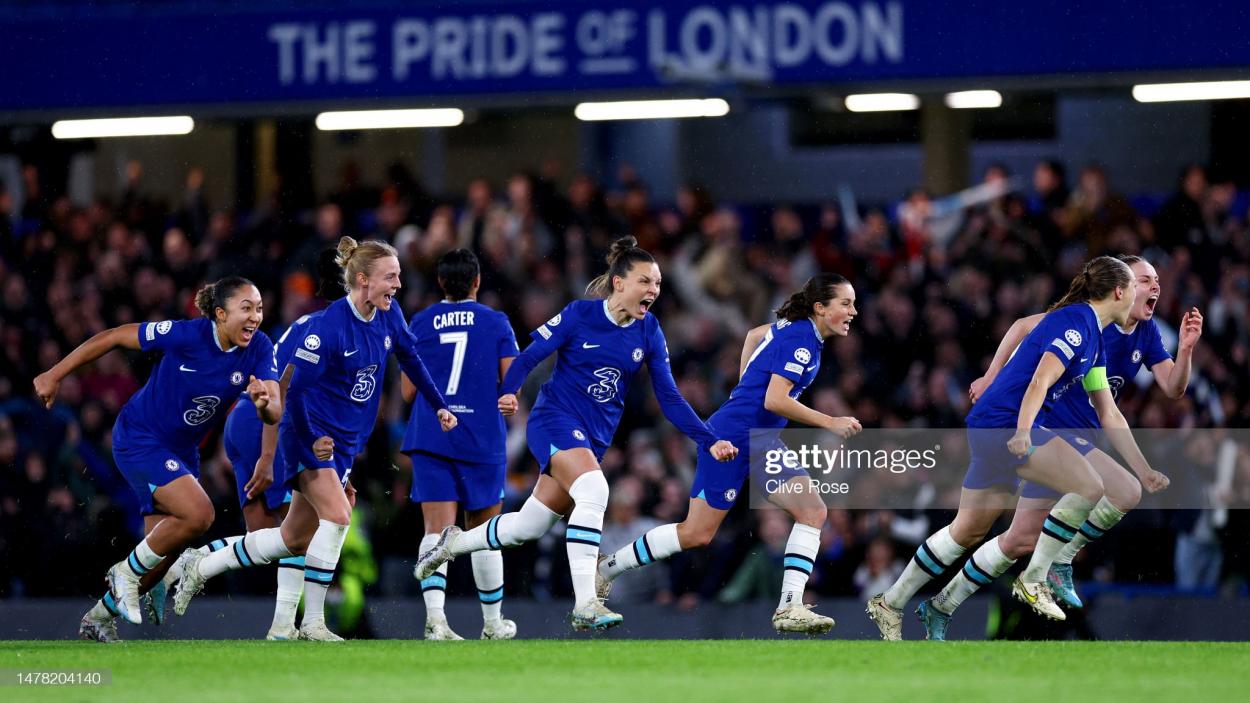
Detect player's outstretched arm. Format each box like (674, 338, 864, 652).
(1153, 307, 1203, 399)
(763, 374, 861, 439)
(646, 351, 735, 459)
(33, 323, 142, 408)
(970, 313, 1044, 403)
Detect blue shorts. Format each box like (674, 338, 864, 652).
(279, 421, 355, 491)
(1019, 428, 1101, 500)
(525, 409, 606, 472)
(690, 435, 808, 510)
(962, 426, 1059, 492)
(223, 402, 292, 511)
(407, 450, 506, 512)
(111, 435, 200, 516)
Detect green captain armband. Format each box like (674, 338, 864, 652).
(1082, 366, 1109, 392)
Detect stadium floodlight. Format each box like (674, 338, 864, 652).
(944, 90, 1003, 109)
(844, 93, 920, 113)
(51, 116, 194, 139)
(573, 99, 730, 121)
(314, 108, 465, 130)
(1132, 81, 1250, 103)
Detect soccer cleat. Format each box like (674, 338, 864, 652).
(481, 618, 518, 640)
(172, 548, 207, 616)
(144, 579, 168, 625)
(106, 562, 142, 625)
(298, 621, 345, 642)
(266, 625, 299, 641)
(595, 554, 613, 602)
(916, 599, 950, 641)
(1047, 563, 1084, 609)
(413, 525, 461, 581)
(424, 618, 465, 641)
(772, 603, 835, 635)
(79, 613, 122, 643)
(866, 593, 903, 641)
(570, 600, 623, 632)
(1011, 576, 1067, 621)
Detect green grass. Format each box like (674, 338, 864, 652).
(2, 640, 1247, 703)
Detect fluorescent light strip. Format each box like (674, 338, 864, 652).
(945, 90, 1002, 109)
(51, 116, 194, 139)
(1132, 81, 1250, 103)
(574, 99, 730, 121)
(844, 93, 920, 113)
(315, 108, 465, 130)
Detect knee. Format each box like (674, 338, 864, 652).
(322, 507, 352, 527)
(569, 470, 609, 513)
(185, 503, 214, 536)
(677, 521, 716, 549)
(998, 530, 1036, 559)
(1110, 477, 1142, 512)
(792, 503, 827, 529)
(1076, 472, 1105, 504)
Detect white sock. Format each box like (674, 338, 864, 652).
(272, 556, 305, 632)
(566, 471, 608, 607)
(1055, 496, 1126, 565)
(303, 520, 349, 626)
(452, 496, 562, 556)
(123, 538, 164, 578)
(199, 528, 292, 580)
(601, 523, 682, 581)
(932, 537, 1015, 614)
(418, 533, 448, 621)
(883, 525, 966, 610)
(1022, 494, 1095, 582)
(89, 591, 120, 621)
(778, 523, 821, 610)
(472, 550, 505, 624)
(169, 537, 240, 582)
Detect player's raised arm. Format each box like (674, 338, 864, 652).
(34, 323, 142, 408)
(970, 313, 1044, 403)
(738, 323, 771, 378)
(1153, 307, 1203, 399)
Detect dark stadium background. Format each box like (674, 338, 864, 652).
(1, 0, 1248, 639)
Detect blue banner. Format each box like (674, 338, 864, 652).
(2, 1, 1249, 112)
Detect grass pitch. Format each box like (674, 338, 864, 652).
(2, 640, 1247, 703)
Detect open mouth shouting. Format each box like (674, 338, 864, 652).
(1143, 294, 1159, 317)
(639, 297, 654, 316)
(240, 325, 256, 345)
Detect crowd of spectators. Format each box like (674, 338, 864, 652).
(1, 154, 1248, 610)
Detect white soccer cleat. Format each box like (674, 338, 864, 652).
(570, 600, 623, 632)
(866, 593, 903, 641)
(78, 613, 122, 643)
(106, 562, 142, 625)
(481, 618, 518, 640)
(424, 618, 465, 641)
(298, 621, 345, 642)
(171, 548, 206, 616)
(772, 603, 835, 635)
(595, 554, 614, 602)
(413, 525, 461, 580)
(1011, 577, 1067, 621)
(265, 625, 299, 641)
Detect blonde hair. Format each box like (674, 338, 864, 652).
(336, 236, 399, 290)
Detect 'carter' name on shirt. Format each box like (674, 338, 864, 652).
(433, 310, 475, 330)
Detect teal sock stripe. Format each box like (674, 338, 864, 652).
(478, 586, 504, 603)
(1042, 516, 1078, 543)
(278, 556, 305, 569)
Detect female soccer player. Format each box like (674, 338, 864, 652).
(400, 249, 520, 641)
(902, 256, 1204, 638)
(219, 250, 347, 640)
(867, 256, 1163, 639)
(595, 273, 862, 634)
(33, 277, 281, 642)
(173, 237, 455, 641)
(414, 236, 738, 631)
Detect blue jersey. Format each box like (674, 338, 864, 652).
(233, 311, 319, 408)
(709, 318, 824, 440)
(502, 299, 718, 451)
(967, 303, 1108, 429)
(401, 300, 519, 464)
(285, 297, 446, 457)
(1044, 318, 1171, 429)
(115, 317, 279, 452)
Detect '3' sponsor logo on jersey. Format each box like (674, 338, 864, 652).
(183, 395, 221, 426)
(588, 367, 621, 403)
(351, 364, 378, 402)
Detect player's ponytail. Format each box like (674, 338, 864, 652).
(1048, 256, 1133, 311)
(437, 248, 480, 301)
(776, 273, 850, 321)
(316, 248, 348, 301)
(585, 236, 655, 298)
(194, 276, 256, 319)
(335, 235, 398, 290)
